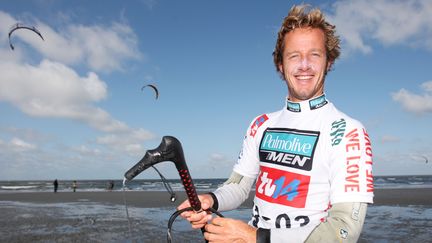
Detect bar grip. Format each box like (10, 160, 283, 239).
(124, 136, 201, 211)
(178, 168, 201, 211)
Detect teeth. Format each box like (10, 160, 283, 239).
(296, 75, 313, 80)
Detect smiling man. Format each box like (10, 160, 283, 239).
(178, 5, 374, 243)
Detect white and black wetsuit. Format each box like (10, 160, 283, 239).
(213, 94, 374, 242)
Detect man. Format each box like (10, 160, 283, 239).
(72, 180, 77, 192)
(179, 5, 374, 242)
(53, 179, 58, 193)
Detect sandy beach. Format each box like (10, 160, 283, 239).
(1, 188, 432, 206)
(1, 188, 431, 242)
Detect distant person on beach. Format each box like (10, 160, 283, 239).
(178, 4, 374, 242)
(107, 180, 114, 191)
(53, 179, 58, 193)
(72, 180, 77, 192)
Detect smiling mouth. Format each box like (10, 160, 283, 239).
(295, 75, 314, 81)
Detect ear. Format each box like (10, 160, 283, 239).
(326, 61, 333, 72)
(278, 63, 284, 74)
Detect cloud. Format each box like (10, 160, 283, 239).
(140, 0, 158, 10)
(392, 81, 432, 114)
(380, 135, 400, 144)
(373, 150, 432, 175)
(0, 126, 52, 143)
(0, 59, 134, 133)
(0, 57, 156, 156)
(0, 11, 16, 43)
(71, 145, 101, 156)
(0, 10, 142, 72)
(96, 128, 155, 156)
(0, 11, 154, 175)
(421, 81, 432, 92)
(204, 152, 235, 176)
(328, 0, 432, 54)
(0, 10, 146, 134)
(209, 153, 227, 162)
(0, 126, 148, 179)
(9, 137, 37, 151)
(63, 22, 142, 71)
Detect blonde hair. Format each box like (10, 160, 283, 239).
(273, 5, 341, 75)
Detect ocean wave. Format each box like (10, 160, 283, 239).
(1, 185, 39, 190)
(1, 176, 431, 193)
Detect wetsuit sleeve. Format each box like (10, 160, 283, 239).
(328, 119, 374, 204)
(304, 202, 368, 242)
(212, 172, 255, 211)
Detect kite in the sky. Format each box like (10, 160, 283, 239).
(411, 154, 429, 164)
(8, 23, 45, 50)
(141, 84, 159, 100)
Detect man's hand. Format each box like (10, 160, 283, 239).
(178, 194, 214, 229)
(204, 217, 257, 243)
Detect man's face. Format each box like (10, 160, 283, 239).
(278, 27, 331, 102)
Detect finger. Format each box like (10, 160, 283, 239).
(191, 214, 212, 227)
(179, 210, 193, 219)
(191, 222, 206, 229)
(204, 231, 214, 242)
(177, 199, 191, 210)
(205, 220, 225, 235)
(188, 210, 207, 221)
(201, 201, 210, 210)
(190, 213, 212, 226)
(204, 228, 225, 242)
(211, 216, 225, 226)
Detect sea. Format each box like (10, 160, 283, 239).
(1, 175, 431, 193)
(1, 175, 432, 242)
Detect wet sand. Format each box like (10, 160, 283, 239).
(0, 188, 431, 242)
(1, 188, 431, 207)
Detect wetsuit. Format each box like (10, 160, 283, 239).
(213, 94, 374, 242)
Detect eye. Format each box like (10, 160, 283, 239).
(288, 53, 299, 60)
(311, 52, 321, 57)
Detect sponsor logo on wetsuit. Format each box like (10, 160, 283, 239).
(256, 166, 310, 208)
(259, 128, 319, 171)
(286, 95, 328, 112)
(250, 114, 268, 137)
(309, 95, 328, 110)
(286, 100, 301, 112)
(330, 118, 346, 146)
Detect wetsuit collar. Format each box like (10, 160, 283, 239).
(286, 94, 328, 112)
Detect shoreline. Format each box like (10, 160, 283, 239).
(0, 188, 431, 207)
(1, 188, 431, 242)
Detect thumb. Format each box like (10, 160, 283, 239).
(177, 199, 191, 210)
(201, 201, 210, 210)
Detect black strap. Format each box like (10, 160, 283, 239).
(167, 207, 223, 243)
(208, 192, 219, 211)
(256, 228, 270, 243)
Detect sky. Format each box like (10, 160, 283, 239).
(0, 0, 431, 180)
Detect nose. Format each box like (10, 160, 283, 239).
(299, 56, 311, 70)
